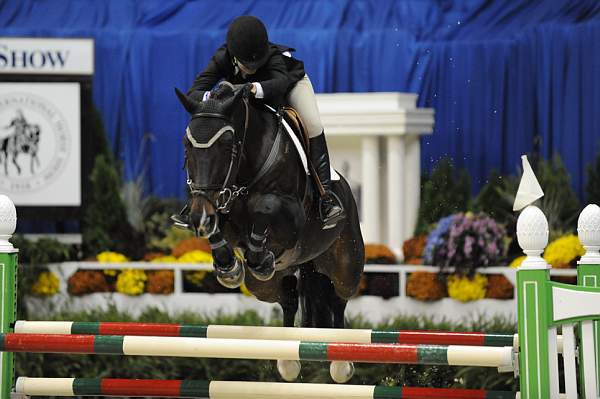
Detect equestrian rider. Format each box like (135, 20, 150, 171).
(172, 15, 345, 229)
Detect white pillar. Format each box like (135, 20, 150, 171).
(404, 134, 421, 241)
(386, 136, 405, 260)
(361, 137, 380, 243)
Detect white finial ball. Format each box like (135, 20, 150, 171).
(0, 195, 17, 236)
(516, 205, 548, 255)
(578, 204, 600, 249)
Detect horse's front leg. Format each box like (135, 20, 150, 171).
(246, 194, 282, 281)
(11, 152, 21, 175)
(208, 228, 244, 289)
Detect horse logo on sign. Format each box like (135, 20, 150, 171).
(0, 92, 70, 193)
(1, 109, 42, 176)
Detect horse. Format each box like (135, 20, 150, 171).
(1, 123, 41, 176)
(175, 82, 364, 381)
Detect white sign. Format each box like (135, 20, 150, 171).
(0, 38, 94, 75)
(0, 83, 81, 206)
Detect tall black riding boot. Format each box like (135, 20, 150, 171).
(309, 133, 345, 229)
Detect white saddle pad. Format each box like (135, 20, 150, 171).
(266, 105, 340, 181)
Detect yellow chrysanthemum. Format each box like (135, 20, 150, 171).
(509, 256, 526, 268)
(96, 251, 129, 263)
(103, 269, 118, 276)
(151, 255, 178, 263)
(447, 273, 488, 302)
(115, 269, 147, 296)
(185, 270, 209, 285)
(178, 250, 213, 263)
(31, 271, 60, 296)
(240, 283, 254, 297)
(543, 234, 584, 268)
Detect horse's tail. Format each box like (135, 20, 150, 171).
(298, 263, 336, 328)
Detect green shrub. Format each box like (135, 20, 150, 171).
(82, 155, 143, 258)
(586, 150, 600, 206)
(416, 158, 471, 234)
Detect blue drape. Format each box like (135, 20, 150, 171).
(2, 0, 600, 198)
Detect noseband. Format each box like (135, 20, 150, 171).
(185, 98, 250, 214)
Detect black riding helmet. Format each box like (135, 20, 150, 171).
(226, 16, 270, 70)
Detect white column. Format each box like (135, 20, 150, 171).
(361, 137, 380, 243)
(386, 136, 405, 260)
(404, 134, 421, 241)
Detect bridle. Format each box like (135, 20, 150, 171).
(185, 96, 250, 215)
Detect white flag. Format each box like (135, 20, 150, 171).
(513, 155, 544, 211)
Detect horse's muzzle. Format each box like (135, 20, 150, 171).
(190, 205, 219, 238)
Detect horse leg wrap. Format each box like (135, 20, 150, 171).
(209, 231, 245, 289)
(246, 227, 275, 281)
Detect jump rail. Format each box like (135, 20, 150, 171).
(0, 333, 514, 368)
(14, 321, 518, 347)
(14, 377, 515, 399)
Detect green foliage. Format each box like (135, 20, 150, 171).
(416, 159, 471, 234)
(151, 225, 195, 252)
(587, 150, 600, 206)
(532, 155, 580, 238)
(15, 308, 517, 391)
(82, 154, 142, 258)
(144, 197, 186, 251)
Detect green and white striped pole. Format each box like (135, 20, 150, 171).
(577, 204, 600, 397)
(0, 195, 18, 399)
(516, 205, 555, 399)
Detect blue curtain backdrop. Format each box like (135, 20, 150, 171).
(2, 0, 600, 199)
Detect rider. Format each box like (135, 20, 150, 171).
(172, 15, 344, 230)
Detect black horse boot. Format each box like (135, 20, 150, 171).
(170, 203, 193, 231)
(309, 133, 345, 229)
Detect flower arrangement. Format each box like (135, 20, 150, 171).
(426, 213, 506, 275)
(146, 270, 174, 294)
(115, 269, 147, 296)
(240, 283, 253, 297)
(67, 270, 110, 295)
(365, 244, 396, 264)
(509, 256, 525, 268)
(96, 251, 129, 263)
(485, 275, 514, 299)
(543, 234, 584, 268)
(177, 250, 213, 264)
(447, 273, 488, 302)
(423, 215, 457, 265)
(402, 235, 427, 265)
(31, 271, 60, 296)
(172, 238, 211, 258)
(184, 270, 208, 285)
(406, 272, 446, 301)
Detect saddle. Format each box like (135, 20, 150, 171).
(275, 106, 339, 197)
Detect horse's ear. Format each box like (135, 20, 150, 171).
(174, 88, 198, 114)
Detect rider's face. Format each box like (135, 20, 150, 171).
(236, 59, 257, 75)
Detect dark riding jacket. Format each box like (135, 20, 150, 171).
(187, 43, 305, 108)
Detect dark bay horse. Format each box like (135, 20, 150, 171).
(176, 82, 364, 381)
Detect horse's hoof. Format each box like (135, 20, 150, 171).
(215, 258, 245, 289)
(330, 361, 354, 383)
(277, 359, 301, 382)
(247, 251, 275, 281)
